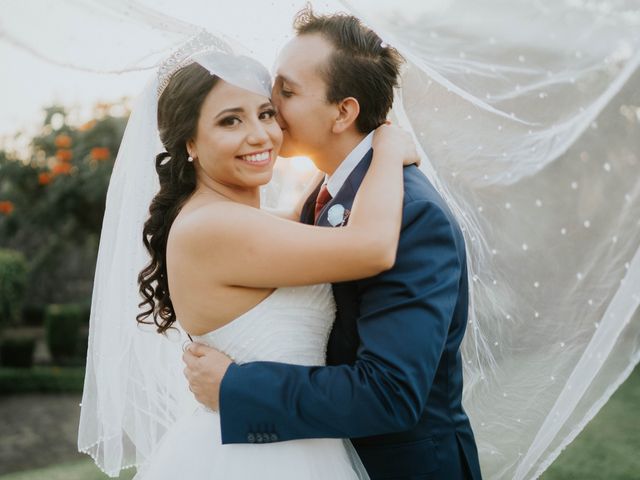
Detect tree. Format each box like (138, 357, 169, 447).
(0, 102, 129, 308)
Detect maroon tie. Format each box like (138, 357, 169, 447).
(314, 183, 332, 223)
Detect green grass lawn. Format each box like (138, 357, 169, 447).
(0, 460, 135, 480)
(1, 366, 637, 480)
(542, 365, 640, 480)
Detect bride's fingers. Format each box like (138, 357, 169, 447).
(185, 342, 211, 357)
(182, 350, 198, 367)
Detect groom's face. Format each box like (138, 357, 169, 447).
(272, 33, 337, 159)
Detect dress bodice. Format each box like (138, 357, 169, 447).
(134, 284, 367, 480)
(192, 284, 336, 365)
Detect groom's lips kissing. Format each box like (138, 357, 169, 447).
(236, 149, 272, 167)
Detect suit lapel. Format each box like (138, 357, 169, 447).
(300, 180, 323, 225)
(316, 149, 373, 227)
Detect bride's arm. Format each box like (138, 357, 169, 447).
(173, 125, 415, 288)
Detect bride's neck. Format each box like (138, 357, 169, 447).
(193, 175, 261, 209)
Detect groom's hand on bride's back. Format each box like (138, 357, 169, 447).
(182, 343, 233, 411)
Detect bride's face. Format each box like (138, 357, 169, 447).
(187, 80, 282, 189)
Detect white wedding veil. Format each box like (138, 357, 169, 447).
(69, 32, 272, 476)
(2, 1, 639, 478)
(348, 3, 640, 478)
(72, 39, 273, 477)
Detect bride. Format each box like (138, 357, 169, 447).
(81, 34, 416, 479)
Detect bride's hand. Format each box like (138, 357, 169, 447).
(372, 122, 420, 167)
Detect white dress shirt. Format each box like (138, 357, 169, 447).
(325, 131, 374, 197)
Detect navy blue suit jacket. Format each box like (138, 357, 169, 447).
(220, 151, 482, 480)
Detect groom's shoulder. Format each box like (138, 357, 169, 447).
(401, 165, 443, 207)
(400, 166, 463, 237)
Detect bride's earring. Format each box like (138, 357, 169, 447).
(187, 155, 194, 163)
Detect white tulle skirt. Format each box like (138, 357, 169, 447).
(133, 405, 369, 480)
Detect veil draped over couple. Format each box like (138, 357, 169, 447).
(4, 0, 638, 479)
(86, 11, 481, 479)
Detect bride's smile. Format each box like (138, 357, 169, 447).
(187, 79, 283, 200)
(236, 148, 273, 166)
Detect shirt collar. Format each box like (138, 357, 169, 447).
(325, 131, 374, 197)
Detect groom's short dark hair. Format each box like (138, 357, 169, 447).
(294, 6, 404, 133)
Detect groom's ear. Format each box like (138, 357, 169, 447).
(331, 97, 360, 134)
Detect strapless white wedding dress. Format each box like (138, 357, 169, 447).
(133, 284, 368, 480)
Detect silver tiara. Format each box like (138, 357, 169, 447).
(157, 30, 233, 97)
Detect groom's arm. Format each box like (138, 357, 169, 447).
(218, 198, 465, 443)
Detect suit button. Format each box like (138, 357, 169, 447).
(247, 433, 256, 443)
(256, 433, 263, 443)
(270, 433, 279, 442)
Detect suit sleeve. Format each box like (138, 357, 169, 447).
(218, 199, 464, 443)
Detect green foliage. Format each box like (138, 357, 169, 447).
(0, 335, 36, 367)
(45, 304, 85, 363)
(0, 249, 28, 329)
(0, 103, 128, 307)
(0, 366, 85, 393)
(22, 304, 45, 326)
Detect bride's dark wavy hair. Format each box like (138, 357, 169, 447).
(137, 62, 219, 334)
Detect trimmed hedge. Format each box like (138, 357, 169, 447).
(22, 304, 46, 327)
(0, 336, 36, 367)
(0, 366, 85, 393)
(45, 304, 84, 362)
(0, 249, 28, 328)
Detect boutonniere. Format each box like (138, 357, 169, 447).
(327, 204, 351, 227)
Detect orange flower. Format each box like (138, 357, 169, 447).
(56, 149, 73, 162)
(51, 162, 72, 176)
(94, 102, 111, 119)
(90, 147, 111, 161)
(54, 134, 72, 148)
(78, 120, 96, 132)
(38, 172, 52, 185)
(0, 201, 15, 215)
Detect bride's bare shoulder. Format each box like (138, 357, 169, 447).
(170, 200, 266, 247)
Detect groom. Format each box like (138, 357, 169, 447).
(184, 8, 482, 480)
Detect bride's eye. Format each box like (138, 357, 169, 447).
(259, 108, 277, 120)
(219, 116, 241, 127)
(280, 89, 293, 98)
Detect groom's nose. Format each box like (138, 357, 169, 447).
(272, 103, 285, 127)
(270, 80, 279, 98)
(275, 109, 286, 130)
